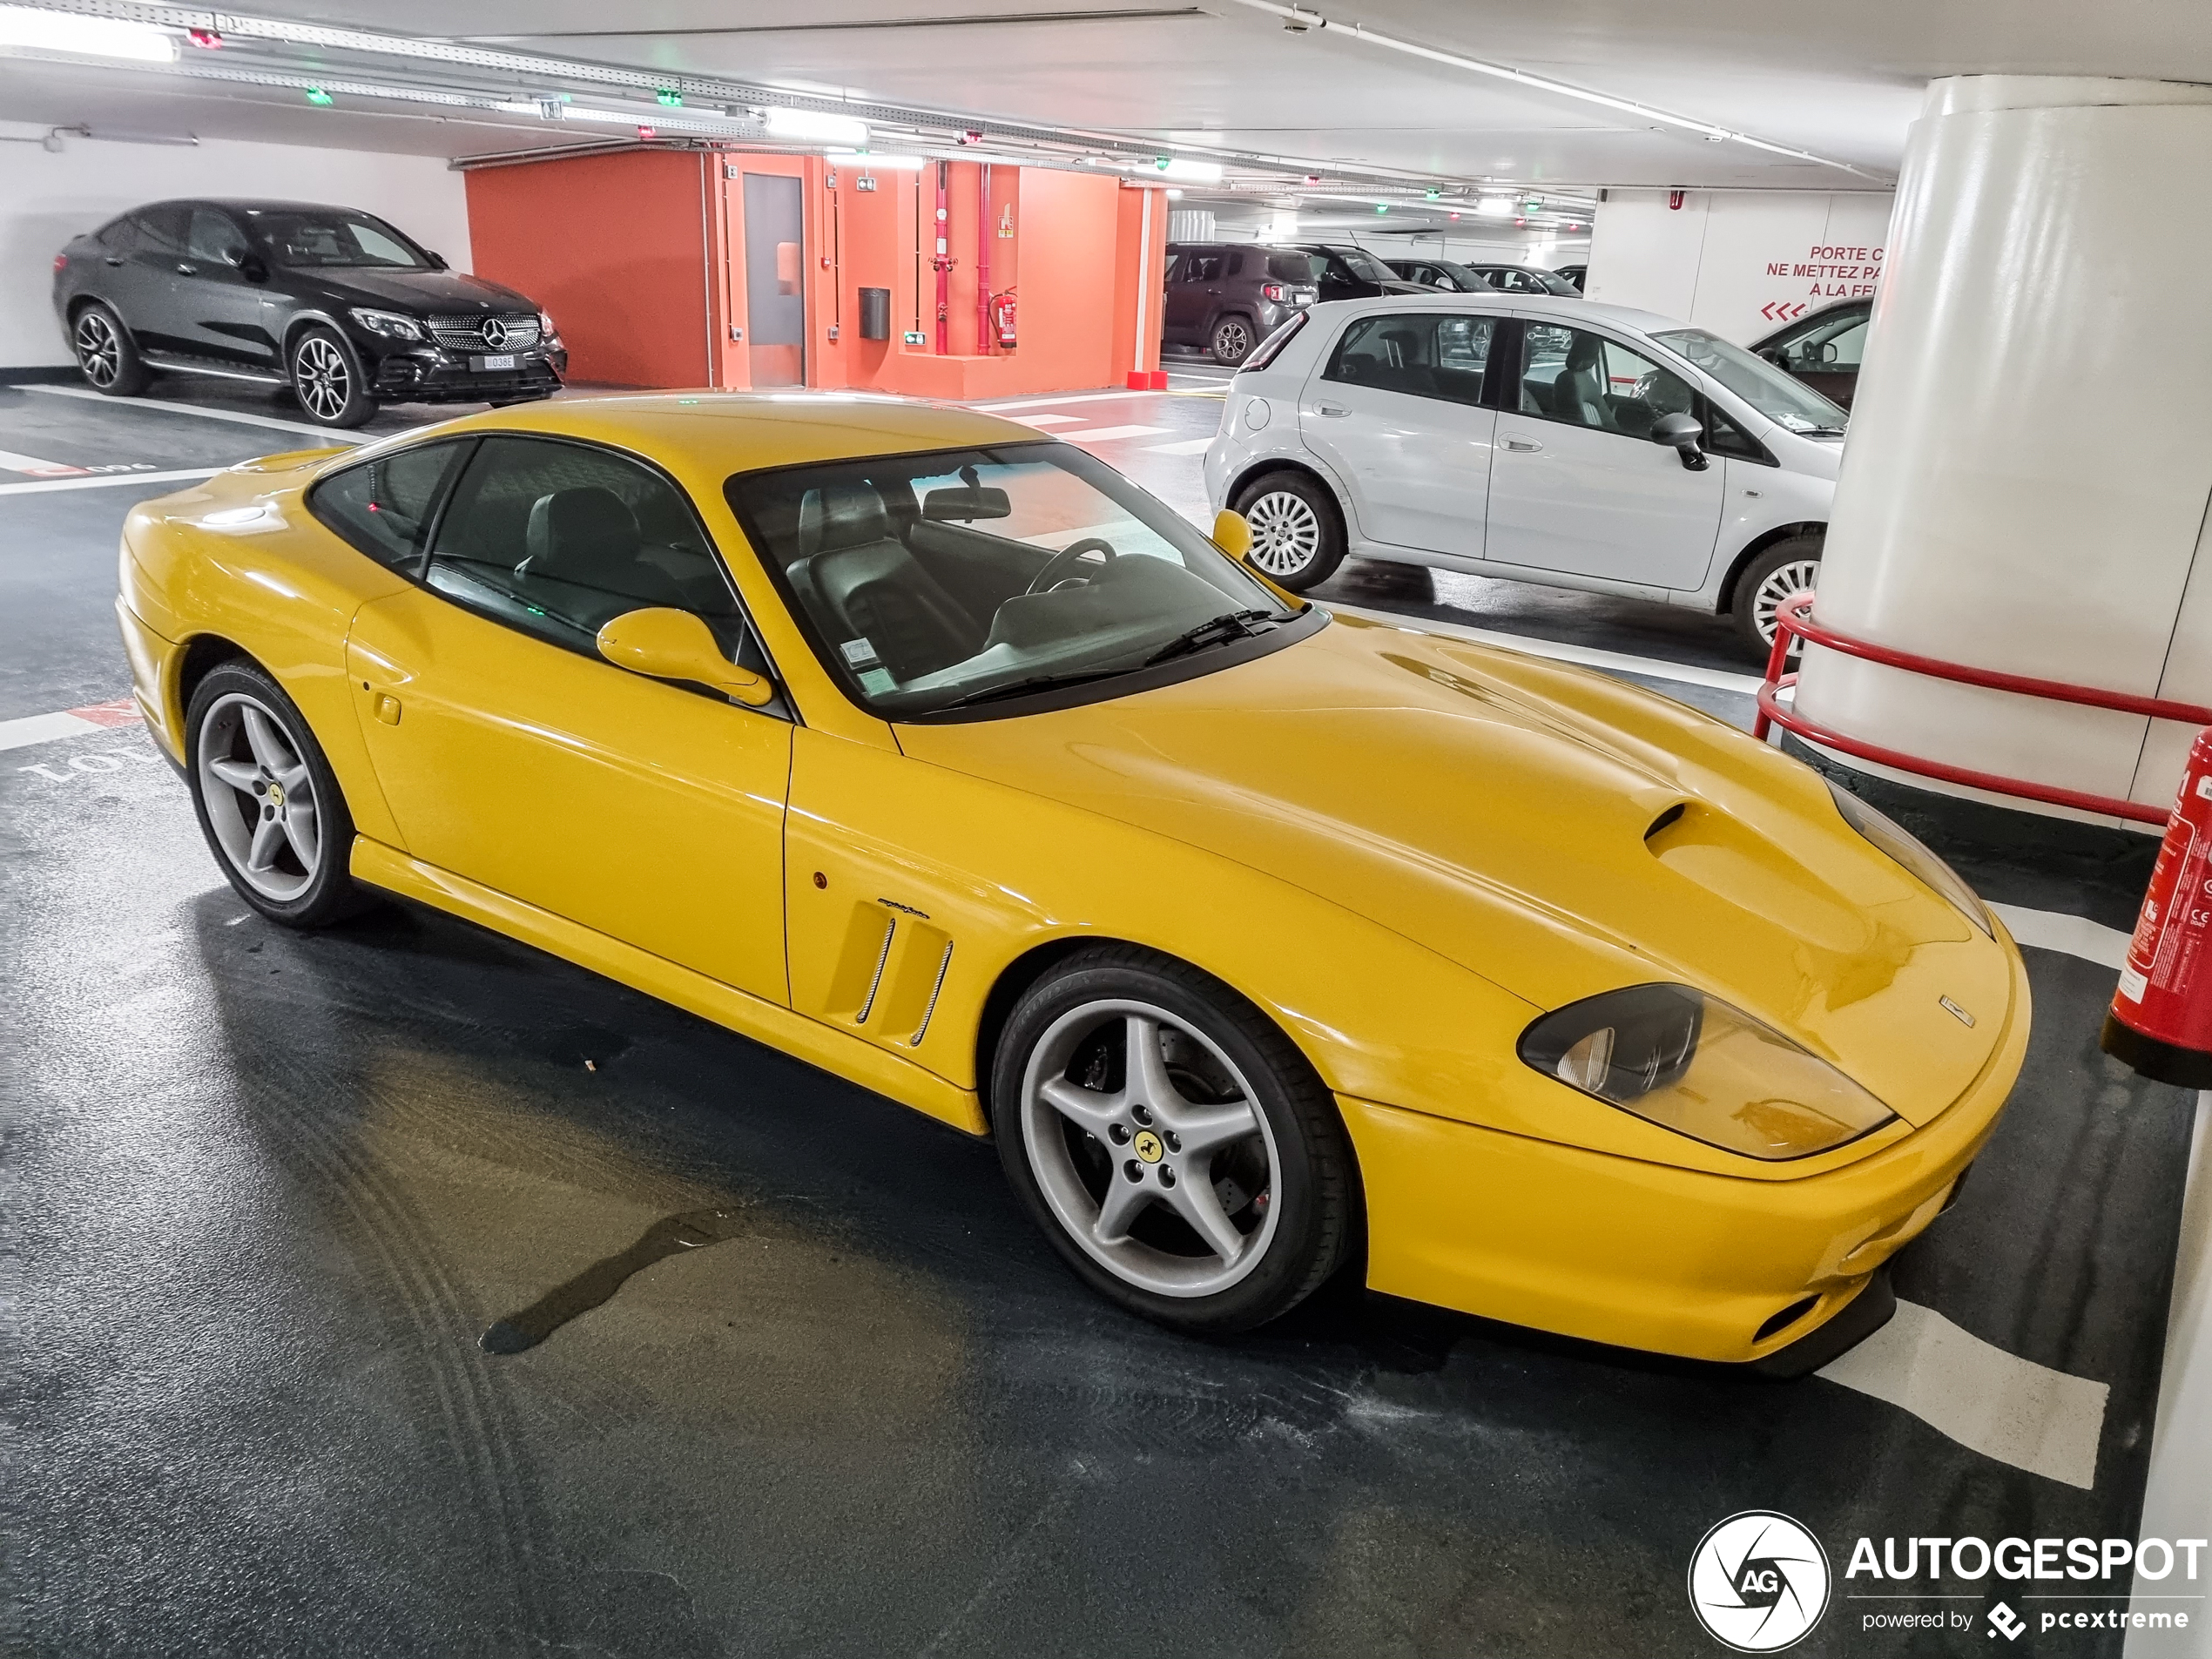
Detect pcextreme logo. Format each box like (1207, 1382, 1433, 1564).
(1689, 1511, 1832, 1652)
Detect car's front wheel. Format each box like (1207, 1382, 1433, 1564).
(73, 302, 148, 397)
(1211, 314, 1257, 367)
(993, 945, 1356, 1333)
(1734, 534, 1824, 658)
(1232, 469, 1345, 590)
(186, 660, 369, 927)
(288, 326, 379, 429)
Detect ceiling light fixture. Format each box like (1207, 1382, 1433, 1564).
(1215, 0, 1882, 179)
(0, 4, 176, 63)
(763, 106, 867, 145)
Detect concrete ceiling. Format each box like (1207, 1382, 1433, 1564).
(3, 0, 2208, 199)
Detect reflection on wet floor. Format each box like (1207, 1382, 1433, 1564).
(482, 1205, 751, 1353)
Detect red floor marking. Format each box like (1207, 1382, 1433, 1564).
(67, 698, 143, 728)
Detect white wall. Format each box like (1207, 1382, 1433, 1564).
(0, 125, 472, 369)
(1584, 188, 1894, 341)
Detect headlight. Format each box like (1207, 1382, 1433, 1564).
(1827, 780, 1992, 936)
(537, 308, 560, 342)
(350, 308, 424, 341)
(1519, 983, 1897, 1161)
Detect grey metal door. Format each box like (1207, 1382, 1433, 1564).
(742, 172, 806, 388)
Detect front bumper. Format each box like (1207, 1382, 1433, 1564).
(1338, 940, 2031, 1366)
(361, 341, 568, 404)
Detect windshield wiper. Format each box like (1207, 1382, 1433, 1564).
(936, 668, 1135, 710)
(1143, 609, 1277, 667)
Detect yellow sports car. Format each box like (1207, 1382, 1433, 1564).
(115, 394, 2028, 1367)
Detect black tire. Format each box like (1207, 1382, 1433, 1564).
(1730, 533, 1824, 659)
(72, 301, 148, 396)
(993, 944, 1357, 1334)
(185, 660, 371, 928)
(1210, 313, 1258, 367)
(1231, 469, 1346, 591)
(287, 325, 379, 429)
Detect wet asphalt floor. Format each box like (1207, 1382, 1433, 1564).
(1, 374, 2197, 1657)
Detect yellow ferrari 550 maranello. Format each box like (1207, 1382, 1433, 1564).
(115, 393, 2028, 1368)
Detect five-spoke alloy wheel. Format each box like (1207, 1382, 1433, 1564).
(995, 947, 1354, 1332)
(73, 302, 147, 396)
(186, 661, 367, 927)
(289, 326, 378, 429)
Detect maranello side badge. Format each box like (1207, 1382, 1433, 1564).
(1689, 1511, 1832, 1652)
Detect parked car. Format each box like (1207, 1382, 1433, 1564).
(1204, 293, 1851, 656)
(1554, 264, 1588, 291)
(118, 393, 2021, 1359)
(52, 198, 566, 428)
(1163, 243, 1319, 366)
(1289, 244, 1433, 306)
(1751, 297, 1872, 409)
(1385, 256, 1492, 293)
(1389, 257, 1584, 300)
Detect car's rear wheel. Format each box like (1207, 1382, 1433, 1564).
(1211, 314, 1257, 367)
(1232, 469, 1345, 590)
(289, 327, 379, 429)
(993, 945, 1356, 1333)
(1734, 534, 1824, 658)
(73, 303, 147, 396)
(186, 661, 369, 927)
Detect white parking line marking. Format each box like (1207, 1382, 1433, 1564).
(1143, 436, 1216, 455)
(0, 466, 221, 498)
(1986, 903, 2130, 968)
(0, 697, 140, 752)
(0, 446, 88, 475)
(20, 383, 367, 444)
(1004, 413, 1083, 428)
(1819, 1298, 2109, 1489)
(972, 388, 1223, 412)
(1065, 424, 1172, 444)
(1329, 603, 1765, 696)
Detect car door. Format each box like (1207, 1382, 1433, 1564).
(341, 433, 793, 1004)
(116, 205, 195, 355)
(1163, 248, 1222, 342)
(170, 206, 278, 369)
(1297, 310, 1501, 558)
(1774, 310, 1868, 408)
(1485, 319, 1725, 590)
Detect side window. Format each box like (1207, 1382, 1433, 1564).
(186, 209, 246, 267)
(1520, 326, 1695, 437)
(425, 436, 764, 680)
(1163, 253, 1182, 283)
(1322, 314, 1494, 407)
(308, 441, 469, 570)
(132, 206, 187, 257)
(1183, 253, 1224, 282)
(1698, 397, 1768, 462)
(1224, 248, 1245, 278)
(1785, 316, 1866, 370)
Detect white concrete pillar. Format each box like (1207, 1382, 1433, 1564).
(1795, 77, 2212, 827)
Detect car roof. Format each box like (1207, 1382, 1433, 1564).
(132, 199, 391, 216)
(346, 392, 1044, 478)
(1306, 291, 1684, 334)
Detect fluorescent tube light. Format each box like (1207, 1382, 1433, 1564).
(764, 107, 867, 146)
(0, 5, 177, 62)
(1156, 158, 1223, 184)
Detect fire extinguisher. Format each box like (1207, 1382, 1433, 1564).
(990, 290, 1017, 349)
(2103, 725, 2212, 1086)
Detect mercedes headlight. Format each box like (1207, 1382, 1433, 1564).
(350, 308, 424, 341)
(537, 308, 561, 344)
(1520, 983, 1897, 1161)
(1827, 780, 1992, 936)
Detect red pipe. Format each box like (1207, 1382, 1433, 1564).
(977, 164, 992, 354)
(933, 160, 951, 355)
(1753, 591, 2193, 826)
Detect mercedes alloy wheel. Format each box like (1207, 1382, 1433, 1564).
(73, 304, 146, 396)
(289, 327, 378, 428)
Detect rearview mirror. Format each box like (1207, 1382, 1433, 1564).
(597, 608, 772, 706)
(921, 485, 1010, 522)
(424, 248, 448, 271)
(1212, 507, 1252, 562)
(1649, 411, 1709, 471)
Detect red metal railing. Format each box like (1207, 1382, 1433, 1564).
(1752, 591, 2210, 826)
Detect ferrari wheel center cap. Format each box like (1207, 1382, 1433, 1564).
(266, 782, 285, 807)
(1132, 1129, 1164, 1164)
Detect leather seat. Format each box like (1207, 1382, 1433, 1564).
(1556, 334, 1616, 430)
(786, 483, 982, 678)
(514, 486, 691, 610)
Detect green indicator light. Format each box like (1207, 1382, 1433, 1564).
(1155, 156, 1171, 171)
(1374, 203, 1389, 214)
(305, 85, 333, 105)
(657, 88, 682, 108)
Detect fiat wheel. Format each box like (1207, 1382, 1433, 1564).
(289, 326, 379, 429)
(186, 661, 369, 927)
(1733, 535, 1824, 658)
(994, 945, 1356, 1332)
(73, 302, 148, 396)
(1232, 469, 1345, 590)
(1211, 314, 1256, 367)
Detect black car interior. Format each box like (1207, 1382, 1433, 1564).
(1322, 315, 1492, 407)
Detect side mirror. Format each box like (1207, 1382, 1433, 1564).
(424, 248, 448, 271)
(1212, 507, 1253, 562)
(1649, 411, 1709, 471)
(597, 608, 772, 706)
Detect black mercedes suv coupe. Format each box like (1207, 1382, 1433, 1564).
(52, 199, 566, 429)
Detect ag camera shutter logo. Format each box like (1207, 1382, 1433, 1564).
(1689, 1511, 1831, 1652)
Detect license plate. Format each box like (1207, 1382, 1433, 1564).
(473, 353, 516, 371)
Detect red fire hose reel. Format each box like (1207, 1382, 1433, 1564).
(2105, 725, 2212, 1087)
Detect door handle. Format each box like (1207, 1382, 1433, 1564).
(104, 257, 125, 267)
(1315, 404, 1351, 418)
(1501, 436, 1542, 452)
(175, 262, 196, 274)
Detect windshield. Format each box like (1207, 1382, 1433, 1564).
(248, 209, 428, 270)
(1331, 247, 1393, 284)
(1650, 327, 1848, 434)
(727, 443, 1301, 718)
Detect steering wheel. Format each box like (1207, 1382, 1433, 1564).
(1027, 536, 1117, 595)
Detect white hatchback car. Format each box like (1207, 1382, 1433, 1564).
(1203, 293, 1851, 655)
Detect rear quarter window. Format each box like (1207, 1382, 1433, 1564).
(307, 441, 470, 570)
